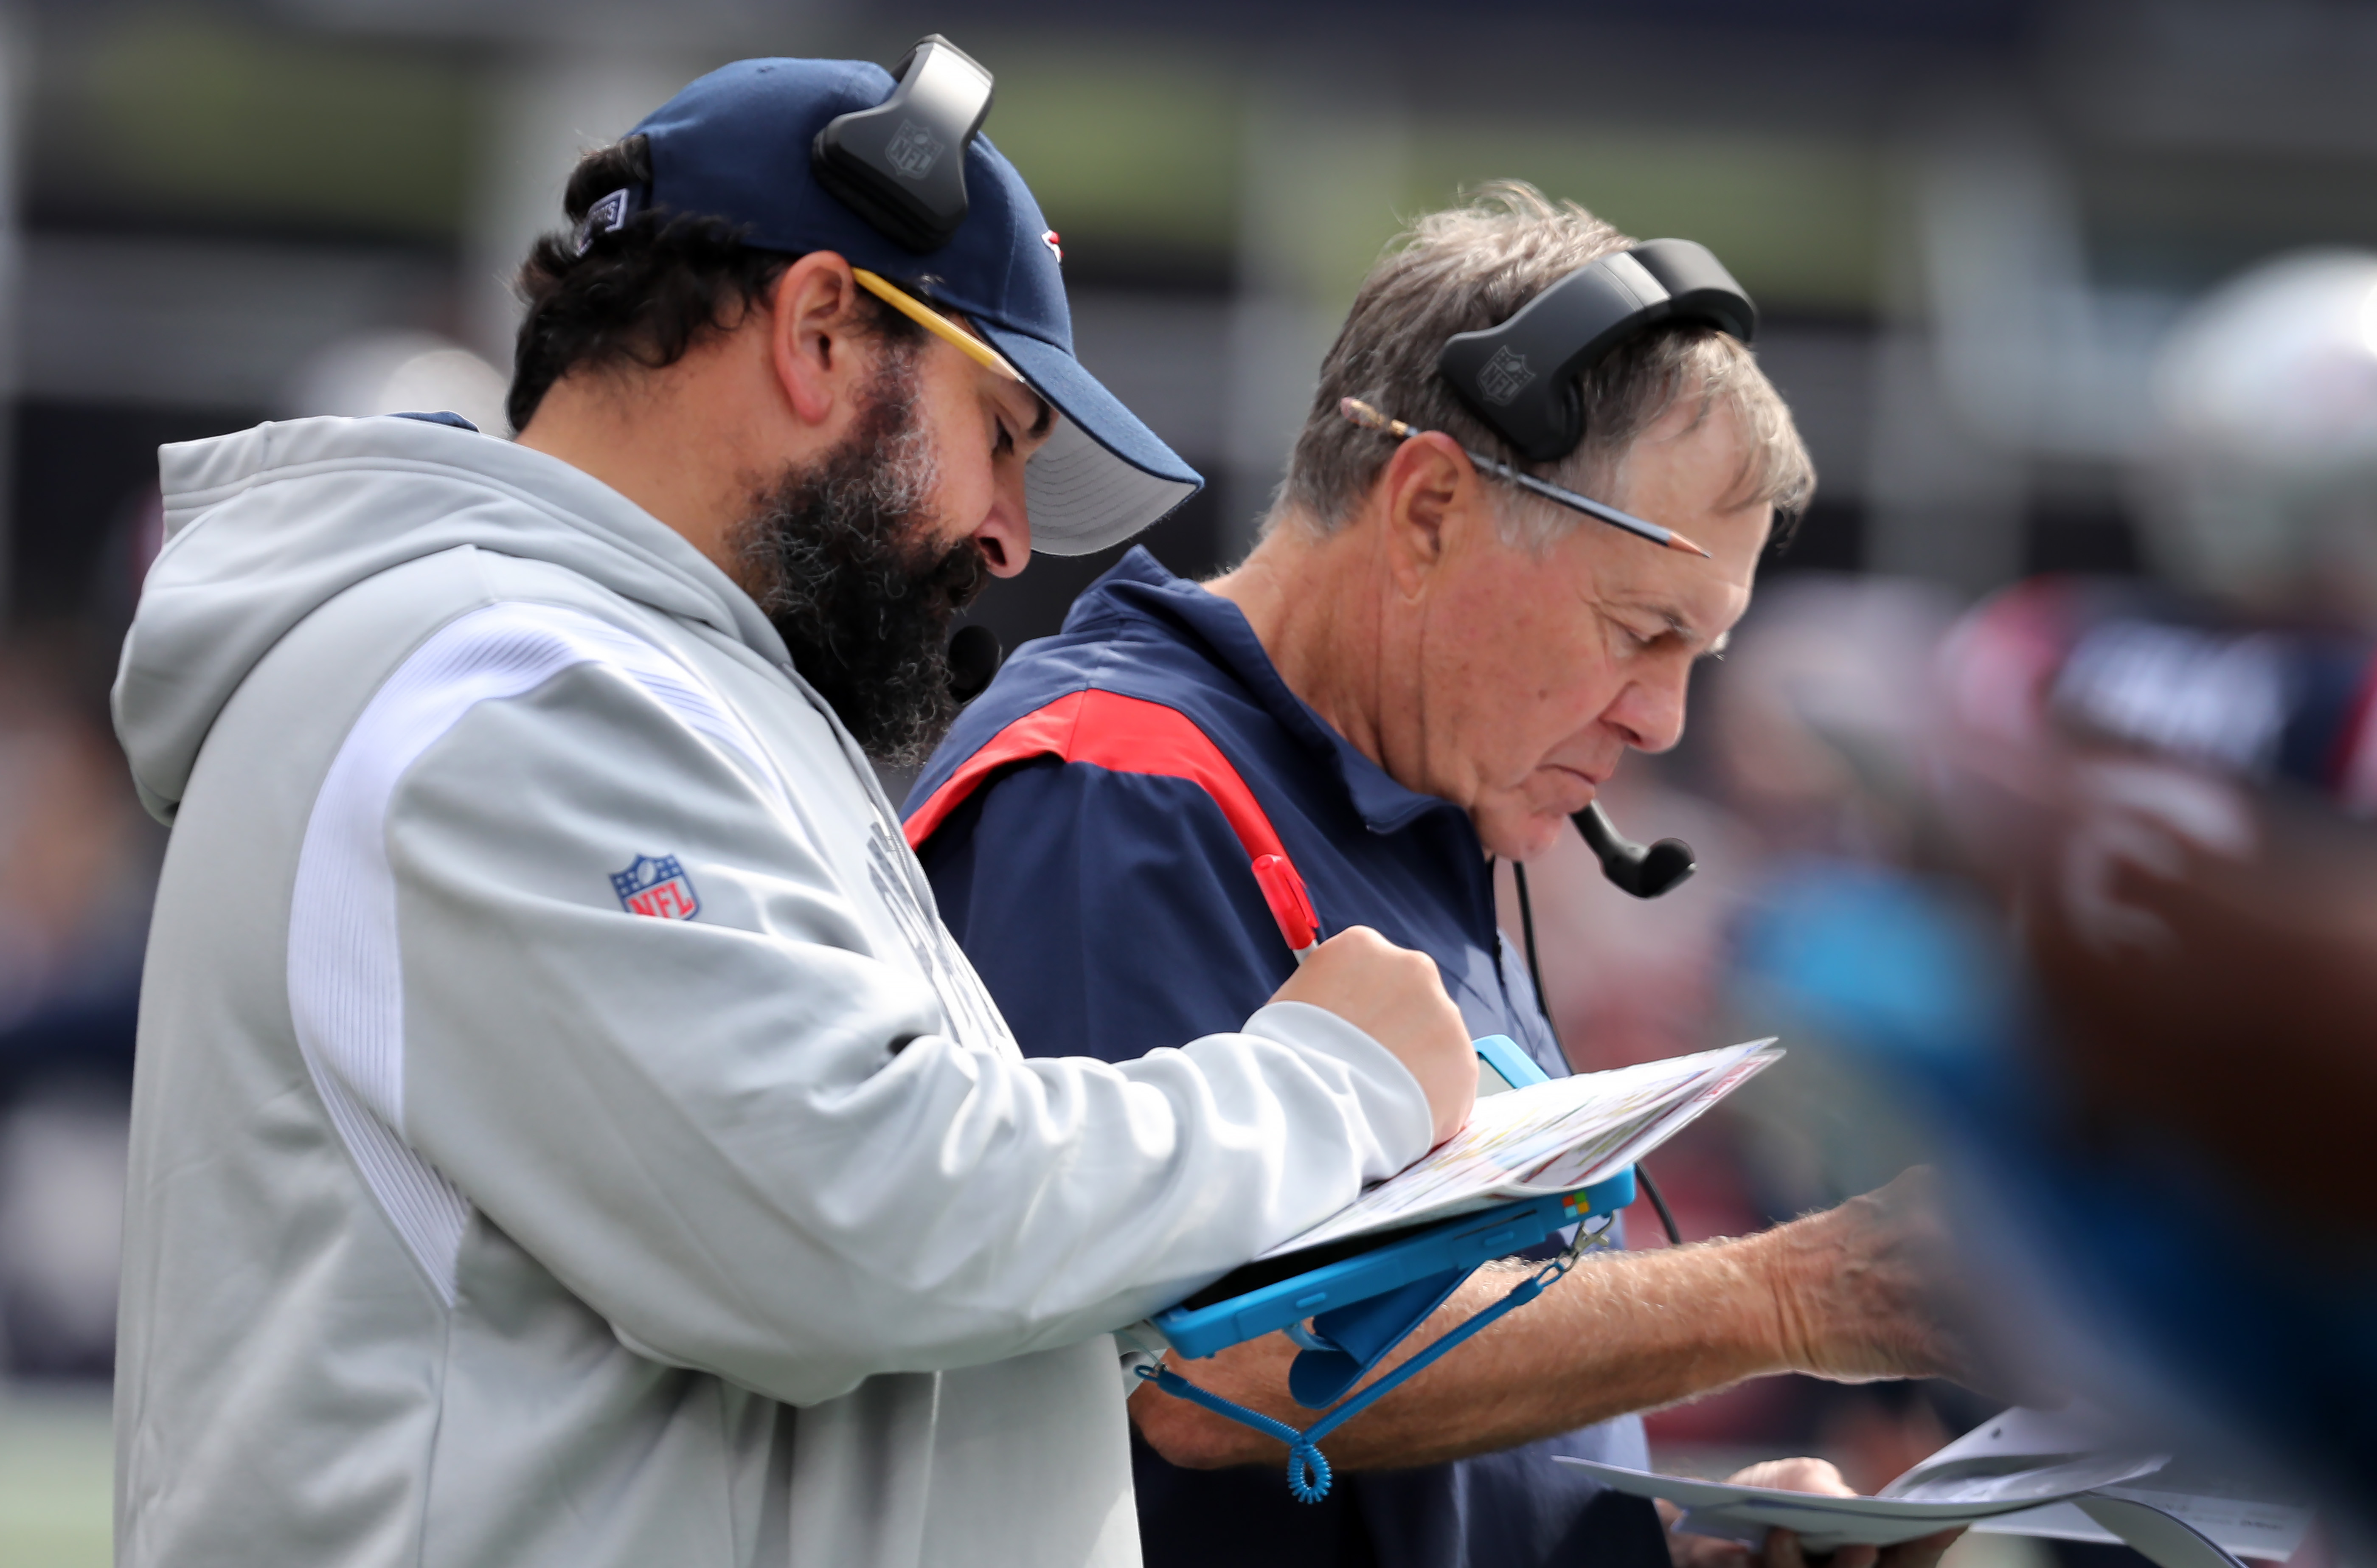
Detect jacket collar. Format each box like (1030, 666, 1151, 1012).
(1072, 548, 1468, 839)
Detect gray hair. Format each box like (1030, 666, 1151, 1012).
(1268, 181, 1815, 550)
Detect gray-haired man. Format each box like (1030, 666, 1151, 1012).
(912, 183, 1977, 1568)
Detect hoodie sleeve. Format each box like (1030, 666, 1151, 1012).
(305, 615, 1432, 1408)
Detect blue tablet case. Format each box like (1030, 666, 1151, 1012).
(1151, 1036, 1633, 1372)
(1152, 1172, 1634, 1364)
(1139, 1036, 1635, 1500)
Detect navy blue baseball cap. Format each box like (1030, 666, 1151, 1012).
(625, 57, 1201, 556)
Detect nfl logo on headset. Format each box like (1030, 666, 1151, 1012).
(1477, 345, 1536, 406)
(612, 854, 700, 921)
(886, 118, 944, 180)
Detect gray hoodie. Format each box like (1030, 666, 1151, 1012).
(111, 415, 1432, 1568)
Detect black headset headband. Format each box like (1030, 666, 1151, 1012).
(811, 36, 994, 252)
(1436, 239, 1757, 464)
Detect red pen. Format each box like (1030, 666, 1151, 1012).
(1251, 853, 1321, 964)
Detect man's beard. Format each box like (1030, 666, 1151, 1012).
(733, 360, 990, 767)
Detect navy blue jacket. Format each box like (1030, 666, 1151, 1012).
(907, 549, 1666, 1568)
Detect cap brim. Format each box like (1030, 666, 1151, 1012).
(976, 323, 1203, 556)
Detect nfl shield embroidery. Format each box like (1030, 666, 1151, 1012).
(612, 854, 700, 920)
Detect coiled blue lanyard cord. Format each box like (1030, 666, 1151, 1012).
(1135, 1229, 1602, 1503)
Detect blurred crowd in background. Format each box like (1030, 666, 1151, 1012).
(2, 0, 2377, 1555)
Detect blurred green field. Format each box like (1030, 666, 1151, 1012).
(0, 1387, 112, 1568)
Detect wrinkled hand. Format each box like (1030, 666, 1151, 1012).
(1754, 1168, 1990, 1390)
(1661, 1458, 1962, 1568)
(1271, 925, 1475, 1145)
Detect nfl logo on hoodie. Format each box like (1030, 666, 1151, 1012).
(611, 854, 700, 921)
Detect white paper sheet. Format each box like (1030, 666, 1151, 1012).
(1557, 1457, 2154, 1553)
(1561, 1408, 2310, 1568)
(1260, 1040, 1782, 1259)
(1900, 1407, 2315, 1561)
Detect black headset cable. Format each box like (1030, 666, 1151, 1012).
(1510, 859, 1685, 1248)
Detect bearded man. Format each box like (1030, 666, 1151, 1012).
(107, 55, 1479, 1568)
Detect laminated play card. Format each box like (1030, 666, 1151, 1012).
(1262, 1040, 1782, 1259)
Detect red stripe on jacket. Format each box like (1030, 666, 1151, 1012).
(905, 689, 1289, 865)
(904, 689, 1329, 957)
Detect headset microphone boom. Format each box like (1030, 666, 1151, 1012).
(1574, 801, 1695, 899)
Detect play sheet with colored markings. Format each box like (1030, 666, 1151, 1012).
(1260, 1039, 1783, 1259)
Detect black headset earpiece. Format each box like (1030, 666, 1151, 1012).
(1437, 239, 1757, 464)
(811, 35, 994, 253)
(1573, 802, 1696, 899)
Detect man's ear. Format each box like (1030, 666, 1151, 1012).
(1379, 431, 1481, 600)
(766, 251, 871, 432)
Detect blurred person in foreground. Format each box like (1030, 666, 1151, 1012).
(1739, 250, 2377, 1532)
(106, 54, 1483, 1568)
(908, 184, 1981, 1568)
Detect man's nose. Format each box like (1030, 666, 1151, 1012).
(973, 469, 1032, 578)
(1607, 667, 1689, 754)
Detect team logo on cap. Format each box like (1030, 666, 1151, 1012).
(612, 854, 700, 921)
(1477, 346, 1537, 406)
(886, 118, 945, 181)
(1042, 229, 1063, 263)
(573, 187, 635, 256)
